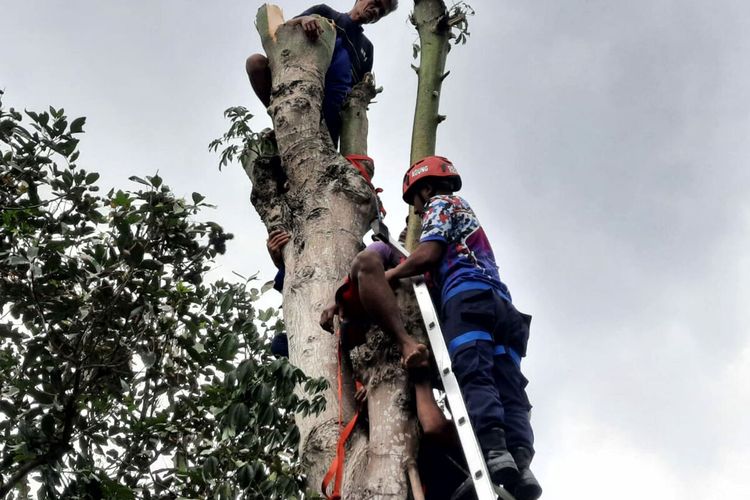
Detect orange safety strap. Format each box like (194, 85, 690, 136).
(345, 154, 387, 217)
(321, 329, 365, 500)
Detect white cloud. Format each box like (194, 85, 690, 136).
(542, 415, 687, 500)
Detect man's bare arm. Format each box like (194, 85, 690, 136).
(286, 15, 324, 40)
(385, 241, 444, 282)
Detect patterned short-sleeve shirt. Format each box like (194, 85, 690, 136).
(420, 195, 511, 304)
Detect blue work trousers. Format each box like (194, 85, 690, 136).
(441, 288, 535, 452)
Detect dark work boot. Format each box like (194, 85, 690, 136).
(482, 428, 519, 487)
(510, 447, 542, 500)
(449, 428, 519, 500)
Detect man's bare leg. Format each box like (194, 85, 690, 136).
(245, 53, 271, 107)
(351, 250, 429, 368)
(413, 374, 456, 447)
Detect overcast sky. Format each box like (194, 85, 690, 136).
(2, 0, 749, 498)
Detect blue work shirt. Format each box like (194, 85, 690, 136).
(299, 5, 374, 82)
(420, 195, 512, 306)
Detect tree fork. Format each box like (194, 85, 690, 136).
(248, 5, 415, 497)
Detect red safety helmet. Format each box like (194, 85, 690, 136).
(402, 155, 462, 204)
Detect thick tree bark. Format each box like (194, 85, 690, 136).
(248, 6, 416, 498)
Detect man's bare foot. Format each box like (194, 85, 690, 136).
(402, 343, 430, 369)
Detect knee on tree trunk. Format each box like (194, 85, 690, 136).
(245, 53, 271, 107)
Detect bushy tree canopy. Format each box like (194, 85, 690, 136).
(0, 90, 326, 499)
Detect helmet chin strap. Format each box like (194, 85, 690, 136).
(415, 186, 432, 212)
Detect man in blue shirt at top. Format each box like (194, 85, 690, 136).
(385, 156, 543, 500)
(246, 0, 397, 147)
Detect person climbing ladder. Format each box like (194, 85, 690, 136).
(385, 155, 543, 500)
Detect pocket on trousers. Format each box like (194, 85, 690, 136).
(458, 289, 497, 330)
(508, 309, 532, 357)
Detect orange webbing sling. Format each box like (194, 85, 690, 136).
(321, 328, 365, 500)
(322, 155, 382, 499)
(345, 154, 386, 217)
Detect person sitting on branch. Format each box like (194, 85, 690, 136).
(385, 156, 543, 500)
(245, 0, 398, 147)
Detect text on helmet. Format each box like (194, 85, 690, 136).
(410, 166, 429, 177)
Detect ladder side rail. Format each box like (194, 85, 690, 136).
(411, 280, 499, 500)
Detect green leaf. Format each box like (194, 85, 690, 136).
(7, 255, 29, 266)
(192, 192, 205, 204)
(219, 292, 234, 314)
(59, 138, 78, 155)
(202, 456, 220, 479)
(128, 175, 150, 186)
(260, 280, 275, 294)
(111, 190, 131, 207)
(29, 387, 54, 404)
(219, 483, 232, 500)
(85, 172, 99, 184)
(283, 425, 300, 447)
(41, 414, 55, 436)
(236, 360, 253, 383)
(141, 352, 157, 368)
(258, 405, 273, 427)
(69, 116, 86, 134)
(258, 384, 271, 406)
(148, 174, 162, 188)
(218, 334, 239, 360)
(230, 403, 250, 430)
(238, 464, 255, 488)
(258, 308, 273, 322)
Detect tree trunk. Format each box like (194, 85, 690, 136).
(248, 6, 416, 498)
(405, 0, 453, 249)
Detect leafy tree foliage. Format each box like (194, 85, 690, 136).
(0, 91, 326, 499)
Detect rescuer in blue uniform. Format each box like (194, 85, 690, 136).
(245, 0, 397, 147)
(386, 156, 543, 500)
